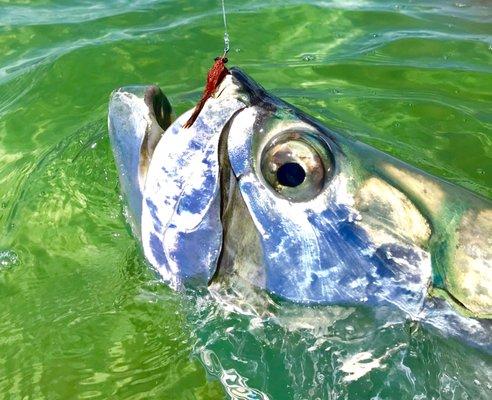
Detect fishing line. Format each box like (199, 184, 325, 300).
(221, 0, 230, 56)
(184, 1, 231, 128)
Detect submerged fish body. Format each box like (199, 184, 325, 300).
(108, 68, 491, 350)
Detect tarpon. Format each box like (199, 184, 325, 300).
(108, 68, 491, 351)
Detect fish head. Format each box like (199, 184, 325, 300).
(108, 68, 492, 318)
(108, 68, 432, 311)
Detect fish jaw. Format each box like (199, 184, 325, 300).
(139, 75, 247, 289)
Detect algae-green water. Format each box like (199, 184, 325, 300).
(0, 1, 491, 399)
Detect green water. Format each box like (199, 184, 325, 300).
(0, 1, 491, 399)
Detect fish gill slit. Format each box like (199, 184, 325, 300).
(211, 107, 246, 284)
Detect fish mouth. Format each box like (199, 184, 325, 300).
(107, 69, 263, 288)
(135, 70, 256, 289)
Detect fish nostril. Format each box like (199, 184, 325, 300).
(277, 162, 306, 187)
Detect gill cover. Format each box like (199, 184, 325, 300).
(140, 79, 245, 288)
(227, 103, 431, 314)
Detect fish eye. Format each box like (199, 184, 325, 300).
(277, 162, 306, 187)
(260, 131, 333, 201)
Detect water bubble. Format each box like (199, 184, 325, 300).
(476, 168, 485, 175)
(0, 250, 20, 269)
(301, 54, 316, 62)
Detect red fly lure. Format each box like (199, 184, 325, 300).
(183, 56, 230, 128)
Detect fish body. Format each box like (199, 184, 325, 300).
(108, 68, 491, 350)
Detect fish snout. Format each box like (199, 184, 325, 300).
(108, 85, 173, 237)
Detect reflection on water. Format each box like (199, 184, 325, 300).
(0, 0, 490, 399)
(186, 282, 491, 399)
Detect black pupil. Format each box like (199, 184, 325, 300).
(277, 162, 306, 187)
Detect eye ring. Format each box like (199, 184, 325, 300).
(259, 131, 333, 202)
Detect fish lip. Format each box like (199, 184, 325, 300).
(139, 77, 248, 289)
